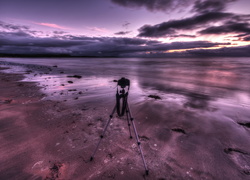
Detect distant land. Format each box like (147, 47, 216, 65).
(1, 51, 250, 58)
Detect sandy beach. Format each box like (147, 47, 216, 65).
(1, 58, 250, 180)
(0, 65, 154, 180)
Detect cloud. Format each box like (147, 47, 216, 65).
(87, 27, 109, 33)
(232, 33, 250, 41)
(136, 0, 250, 38)
(135, 0, 247, 38)
(138, 12, 232, 37)
(192, 0, 236, 14)
(110, 0, 193, 12)
(0, 21, 29, 31)
(199, 21, 250, 35)
(34, 22, 69, 30)
(53, 31, 67, 35)
(1, 21, 249, 57)
(0, 31, 81, 48)
(111, 0, 237, 14)
(243, 36, 250, 41)
(0, 25, 226, 57)
(114, 31, 131, 35)
(169, 34, 196, 39)
(122, 22, 130, 29)
(150, 41, 228, 52)
(0, 21, 60, 37)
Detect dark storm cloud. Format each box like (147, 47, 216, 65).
(138, 12, 232, 37)
(114, 31, 131, 35)
(192, 0, 236, 14)
(110, 0, 193, 12)
(199, 21, 250, 35)
(111, 0, 237, 14)
(111, 37, 158, 45)
(135, 0, 247, 38)
(196, 13, 250, 40)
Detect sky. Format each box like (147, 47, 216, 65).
(0, 0, 250, 57)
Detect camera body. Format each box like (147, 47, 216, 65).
(117, 77, 130, 89)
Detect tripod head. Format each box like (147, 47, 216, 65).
(117, 77, 130, 89)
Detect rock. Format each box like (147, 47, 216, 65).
(67, 75, 82, 79)
(139, 135, 150, 141)
(224, 148, 249, 155)
(46, 162, 63, 179)
(171, 128, 186, 134)
(148, 95, 161, 100)
(5, 99, 13, 104)
(238, 122, 250, 128)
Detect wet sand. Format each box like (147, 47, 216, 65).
(0, 64, 250, 180)
(0, 66, 153, 179)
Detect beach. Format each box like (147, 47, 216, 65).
(0, 57, 250, 180)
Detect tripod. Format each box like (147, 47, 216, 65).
(90, 77, 149, 175)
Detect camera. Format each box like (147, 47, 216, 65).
(117, 77, 130, 88)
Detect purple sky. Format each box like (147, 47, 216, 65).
(0, 0, 250, 57)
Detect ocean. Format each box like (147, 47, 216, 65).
(1, 57, 250, 109)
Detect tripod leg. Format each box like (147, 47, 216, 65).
(126, 102, 149, 175)
(126, 109, 133, 139)
(90, 105, 116, 161)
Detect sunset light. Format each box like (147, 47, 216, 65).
(1, 0, 249, 57)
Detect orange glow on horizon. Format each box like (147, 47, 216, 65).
(155, 33, 250, 54)
(164, 40, 250, 53)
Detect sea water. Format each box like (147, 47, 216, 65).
(1, 57, 250, 108)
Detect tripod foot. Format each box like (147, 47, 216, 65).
(130, 136, 132, 139)
(145, 170, 149, 175)
(90, 156, 94, 161)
